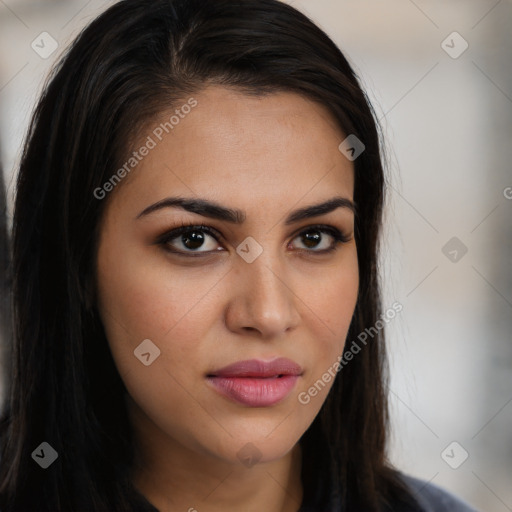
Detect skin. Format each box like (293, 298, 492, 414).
(95, 85, 359, 512)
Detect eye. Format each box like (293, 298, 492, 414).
(290, 225, 351, 253)
(156, 223, 351, 256)
(157, 223, 223, 255)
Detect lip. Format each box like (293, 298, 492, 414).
(206, 358, 303, 407)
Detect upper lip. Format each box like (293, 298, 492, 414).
(208, 358, 303, 378)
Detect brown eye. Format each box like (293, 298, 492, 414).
(295, 230, 326, 249)
(291, 226, 351, 253)
(157, 224, 224, 255)
(174, 230, 211, 251)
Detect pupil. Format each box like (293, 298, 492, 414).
(303, 231, 320, 248)
(183, 231, 204, 250)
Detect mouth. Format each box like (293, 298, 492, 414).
(206, 358, 303, 407)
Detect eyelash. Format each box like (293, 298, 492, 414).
(156, 222, 351, 257)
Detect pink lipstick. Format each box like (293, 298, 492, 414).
(206, 358, 303, 407)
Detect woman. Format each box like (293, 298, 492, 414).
(0, 0, 479, 510)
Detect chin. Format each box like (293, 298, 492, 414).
(199, 429, 302, 468)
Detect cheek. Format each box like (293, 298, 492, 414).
(301, 247, 359, 340)
(95, 236, 228, 397)
(294, 251, 359, 409)
(95, 247, 222, 452)
(315, 265, 358, 338)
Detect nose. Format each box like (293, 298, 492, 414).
(224, 249, 301, 339)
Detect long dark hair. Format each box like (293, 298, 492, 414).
(0, 155, 12, 419)
(0, 1, 419, 510)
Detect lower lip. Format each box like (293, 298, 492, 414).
(206, 375, 299, 407)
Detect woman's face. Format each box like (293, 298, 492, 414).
(95, 85, 358, 468)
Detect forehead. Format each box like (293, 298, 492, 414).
(107, 86, 354, 216)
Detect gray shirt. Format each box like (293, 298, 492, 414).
(297, 472, 480, 511)
(400, 474, 480, 512)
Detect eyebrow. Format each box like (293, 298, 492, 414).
(136, 195, 355, 225)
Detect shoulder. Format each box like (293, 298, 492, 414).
(397, 473, 481, 512)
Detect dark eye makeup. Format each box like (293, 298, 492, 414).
(154, 221, 353, 258)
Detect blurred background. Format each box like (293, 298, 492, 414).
(0, 0, 511, 510)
